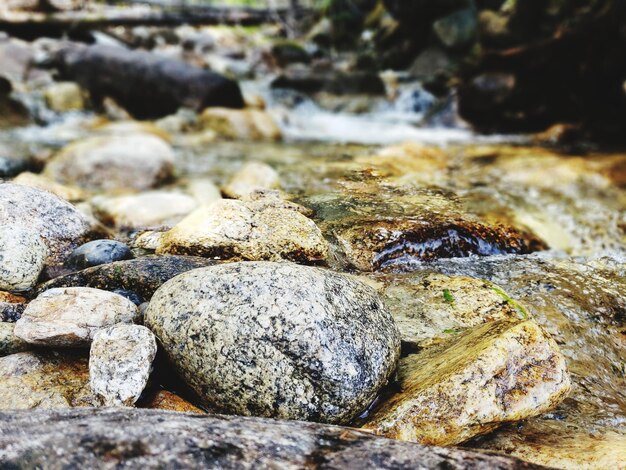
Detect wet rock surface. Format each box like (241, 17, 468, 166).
(15, 287, 140, 347)
(362, 319, 571, 445)
(0, 351, 97, 409)
(145, 261, 401, 424)
(378, 272, 529, 347)
(67, 240, 133, 270)
(89, 324, 157, 407)
(38, 255, 216, 301)
(0, 408, 547, 469)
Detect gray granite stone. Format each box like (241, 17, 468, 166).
(145, 261, 401, 424)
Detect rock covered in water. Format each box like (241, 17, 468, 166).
(363, 319, 571, 445)
(334, 216, 546, 271)
(221, 162, 281, 199)
(38, 255, 216, 301)
(0, 322, 30, 356)
(380, 272, 530, 347)
(156, 195, 328, 263)
(91, 191, 198, 229)
(199, 108, 282, 141)
(89, 324, 157, 407)
(14, 287, 140, 347)
(0, 225, 47, 291)
(0, 351, 97, 409)
(145, 261, 401, 424)
(0, 408, 546, 469)
(44, 134, 175, 192)
(67, 240, 133, 270)
(0, 183, 103, 270)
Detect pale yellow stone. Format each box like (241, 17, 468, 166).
(363, 320, 570, 446)
(13, 172, 87, 202)
(222, 162, 281, 199)
(199, 107, 281, 141)
(44, 82, 84, 112)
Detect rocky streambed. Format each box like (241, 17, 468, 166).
(0, 14, 625, 470)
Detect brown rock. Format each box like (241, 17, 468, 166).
(362, 320, 570, 445)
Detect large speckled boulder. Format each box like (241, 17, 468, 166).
(15, 287, 140, 347)
(44, 134, 175, 192)
(89, 324, 157, 406)
(145, 262, 401, 424)
(0, 226, 47, 292)
(156, 195, 328, 263)
(362, 319, 571, 445)
(0, 183, 104, 270)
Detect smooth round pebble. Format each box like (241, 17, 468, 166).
(67, 240, 133, 270)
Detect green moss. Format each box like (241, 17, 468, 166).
(443, 288, 455, 306)
(491, 286, 528, 320)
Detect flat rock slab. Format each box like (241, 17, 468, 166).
(363, 320, 571, 445)
(15, 287, 139, 347)
(0, 408, 547, 469)
(37, 255, 216, 302)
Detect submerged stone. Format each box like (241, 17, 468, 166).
(222, 162, 281, 199)
(145, 261, 401, 424)
(379, 272, 530, 347)
(334, 217, 546, 271)
(363, 320, 570, 445)
(91, 191, 198, 229)
(0, 351, 97, 409)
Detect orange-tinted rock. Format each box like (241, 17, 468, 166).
(141, 389, 205, 414)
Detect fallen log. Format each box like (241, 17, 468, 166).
(52, 44, 245, 119)
(0, 5, 312, 40)
(0, 408, 547, 469)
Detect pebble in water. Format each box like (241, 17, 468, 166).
(67, 240, 133, 270)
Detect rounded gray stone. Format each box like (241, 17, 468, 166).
(0, 183, 103, 268)
(145, 261, 401, 424)
(0, 226, 47, 291)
